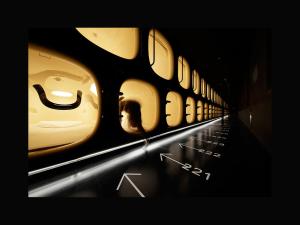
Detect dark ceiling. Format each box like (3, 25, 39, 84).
(160, 28, 262, 108)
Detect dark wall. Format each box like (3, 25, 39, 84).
(238, 30, 272, 152)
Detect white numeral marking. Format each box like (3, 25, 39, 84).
(182, 163, 192, 171)
(192, 168, 202, 176)
(206, 151, 213, 155)
(205, 173, 211, 180)
(213, 153, 221, 158)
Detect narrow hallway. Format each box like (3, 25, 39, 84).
(29, 116, 271, 197)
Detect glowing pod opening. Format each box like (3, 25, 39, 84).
(186, 97, 195, 124)
(197, 100, 203, 122)
(213, 90, 216, 103)
(204, 103, 208, 120)
(192, 70, 200, 95)
(76, 28, 139, 60)
(201, 78, 206, 98)
(148, 29, 174, 80)
(166, 91, 183, 127)
(28, 44, 101, 157)
(207, 83, 211, 100)
(178, 56, 190, 89)
(119, 79, 160, 133)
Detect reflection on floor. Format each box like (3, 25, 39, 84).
(29, 117, 271, 197)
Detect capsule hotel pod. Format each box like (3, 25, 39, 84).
(148, 29, 174, 80)
(186, 97, 195, 124)
(76, 28, 139, 60)
(119, 79, 160, 133)
(28, 44, 101, 157)
(166, 91, 183, 127)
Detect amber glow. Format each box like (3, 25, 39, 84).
(120, 79, 160, 133)
(166, 91, 183, 127)
(28, 44, 100, 157)
(197, 100, 203, 121)
(192, 70, 200, 94)
(148, 29, 174, 80)
(207, 83, 211, 100)
(178, 56, 190, 89)
(209, 104, 212, 119)
(76, 28, 139, 60)
(204, 103, 208, 120)
(213, 90, 216, 103)
(186, 97, 195, 124)
(201, 78, 206, 98)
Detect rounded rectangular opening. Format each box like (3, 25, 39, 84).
(201, 78, 206, 98)
(204, 103, 208, 120)
(186, 97, 195, 124)
(120, 79, 160, 133)
(197, 100, 203, 122)
(213, 90, 216, 103)
(178, 56, 190, 89)
(166, 91, 183, 127)
(207, 83, 211, 100)
(28, 44, 101, 157)
(148, 29, 174, 80)
(76, 28, 139, 60)
(192, 70, 200, 95)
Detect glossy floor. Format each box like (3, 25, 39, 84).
(29, 117, 271, 197)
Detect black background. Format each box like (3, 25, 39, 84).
(2, 0, 289, 222)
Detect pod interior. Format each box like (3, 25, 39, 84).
(166, 91, 183, 127)
(28, 44, 100, 157)
(186, 97, 195, 124)
(76, 28, 139, 60)
(148, 29, 174, 80)
(120, 79, 160, 133)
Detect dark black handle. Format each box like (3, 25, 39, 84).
(33, 84, 82, 110)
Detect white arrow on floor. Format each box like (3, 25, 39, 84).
(215, 131, 228, 135)
(160, 153, 184, 166)
(179, 143, 222, 158)
(212, 135, 227, 139)
(178, 143, 205, 152)
(116, 173, 145, 198)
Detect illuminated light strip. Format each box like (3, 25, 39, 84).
(146, 118, 222, 151)
(149, 118, 218, 141)
(28, 117, 225, 176)
(51, 91, 73, 97)
(28, 139, 145, 176)
(29, 147, 145, 197)
(28, 117, 226, 197)
(89, 83, 97, 96)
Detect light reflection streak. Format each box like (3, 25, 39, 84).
(29, 117, 227, 197)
